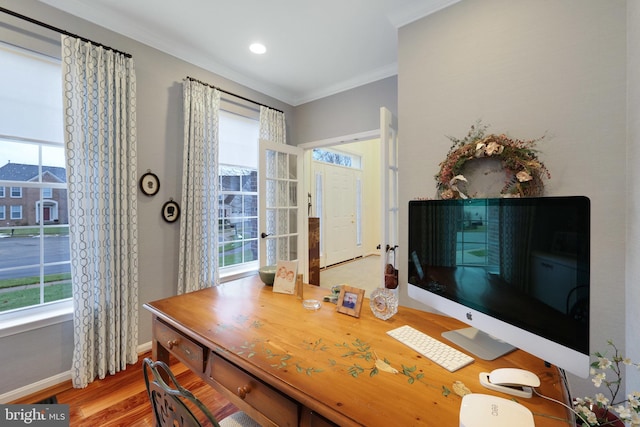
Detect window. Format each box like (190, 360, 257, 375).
(0, 187, 4, 197)
(312, 148, 361, 169)
(10, 205, 22, 220)
(456, 202, 490, 266)
(0, 42, 69, 314)
(10, 187, 22, 198)
(217, 109, 259, 275)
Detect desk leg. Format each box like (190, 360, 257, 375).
(152, 337, 170, 364)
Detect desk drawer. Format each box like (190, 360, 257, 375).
(153, 319, 206, 372)
(208, 352, 298, 427)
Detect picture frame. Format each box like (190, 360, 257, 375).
(273, 260, 298, 295)
(162, 199, 180, 223)
(336, 285, 365, 318)
(140, 171, 160, 196)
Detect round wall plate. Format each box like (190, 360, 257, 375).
(140, 171, 160, 196)
(162, 199, 180, 223)
(370, 288, 398, 320)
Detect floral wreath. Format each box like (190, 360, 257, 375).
(435, 121, 550, 199)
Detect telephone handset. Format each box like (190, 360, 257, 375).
(479, 368, 540, 398)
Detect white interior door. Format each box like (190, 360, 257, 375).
(324, 164, 362, 266)
(379, 107, 399, 288)
(259, 139, 304, 270)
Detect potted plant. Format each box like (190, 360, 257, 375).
(573, 341, 640, 426)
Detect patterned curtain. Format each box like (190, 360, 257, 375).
(258, 106, 287, 266)
(259, 106, 286, 143)
(61, 35, 138, 388)
(499, 205, 535, 291)
(177, 79, 220, 294)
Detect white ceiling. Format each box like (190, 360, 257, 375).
(40, 0, 459, 106)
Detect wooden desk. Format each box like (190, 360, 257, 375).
(144, 276, 572, 427)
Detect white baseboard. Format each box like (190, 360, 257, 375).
(0, 371, 72, 404)
(0, 341, 153, 403)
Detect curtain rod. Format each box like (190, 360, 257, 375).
(0, 6, 132, 58)
(186, 76, 283, 114)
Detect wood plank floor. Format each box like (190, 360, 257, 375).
(11, 352, 240, 427)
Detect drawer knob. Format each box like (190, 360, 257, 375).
(237, 385, 251, 399)
(167, 339, 179, 349)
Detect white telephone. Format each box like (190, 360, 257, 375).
(479, 368, 540, 398)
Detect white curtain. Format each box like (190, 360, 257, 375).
(178, 79, 221, 294)
(61, 35, 139, 388)
(259, 106, 286, 143)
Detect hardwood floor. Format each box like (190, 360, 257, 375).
(11, 352, 240, 427)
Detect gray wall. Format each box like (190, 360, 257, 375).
(626, 0, 640, 396)
(292, 76, 397, 144)
(0, 0, 293, 396)
(397, 0, 632, 398)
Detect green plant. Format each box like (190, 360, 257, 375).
(573, 341, 640, 426)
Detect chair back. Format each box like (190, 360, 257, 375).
(143, 357, 221, 427)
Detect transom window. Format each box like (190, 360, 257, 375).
(312, 148, 361, 169)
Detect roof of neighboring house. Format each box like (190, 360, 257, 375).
(0, 162, 66, 183)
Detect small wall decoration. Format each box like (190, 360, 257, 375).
(273, 260, 298, 295)
(336, 285, 365, 318)
(162, 199, 180, 223)
(435, 120, 550, 199)
(140, 170, 160, 196)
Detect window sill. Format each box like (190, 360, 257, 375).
(220, 262, 259, 282)
(0, 300, 73, 339)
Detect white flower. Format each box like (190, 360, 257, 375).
(629, 412, 640, 426)
(595, 393, 609, 406)
(516, 170, 533, 182)
(475, 142, 486, 157)
(598, 357, 613, 370)
(629, 392, 640, 409)
(485, 141, 504, 156)
(624, 357, 633, 365)
(614, 404, 632, 420)
(592, 372, 606, 387)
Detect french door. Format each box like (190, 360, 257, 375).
(258, 139, 304, 268)
(379, 107, 399, 288)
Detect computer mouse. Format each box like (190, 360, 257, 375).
(489, 368, 540, 388)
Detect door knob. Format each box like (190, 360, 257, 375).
(261, 232, 271, 239)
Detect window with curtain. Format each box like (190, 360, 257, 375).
(218, 108, 260, 276)
(0, 42, 71, 314)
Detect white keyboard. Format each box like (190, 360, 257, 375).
(387, 325, 474, 372)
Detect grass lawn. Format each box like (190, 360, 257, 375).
(0, 281, 72, 312)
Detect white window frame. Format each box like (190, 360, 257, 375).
(217, 103, 260, 280)
(0, 40, 72, 331)
(0, 206, 4, 220)
(10, 187, 22, 198)
(0, 186, 4, 198)
(10, 205, 22, 220)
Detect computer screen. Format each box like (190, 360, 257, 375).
(407, 196, 590, 377)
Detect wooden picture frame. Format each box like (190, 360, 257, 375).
(336, 285, 365, 318)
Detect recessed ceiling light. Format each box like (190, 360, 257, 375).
(249, 43, 266, 54)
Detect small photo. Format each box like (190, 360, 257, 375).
(273, 260, 297, 295)
(336, 285, 365, 318)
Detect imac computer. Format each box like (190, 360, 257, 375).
(407, 196, 590, 378)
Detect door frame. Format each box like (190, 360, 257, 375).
(299, 129, 380, 279)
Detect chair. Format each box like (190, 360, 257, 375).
(143, 358, 261, 427)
